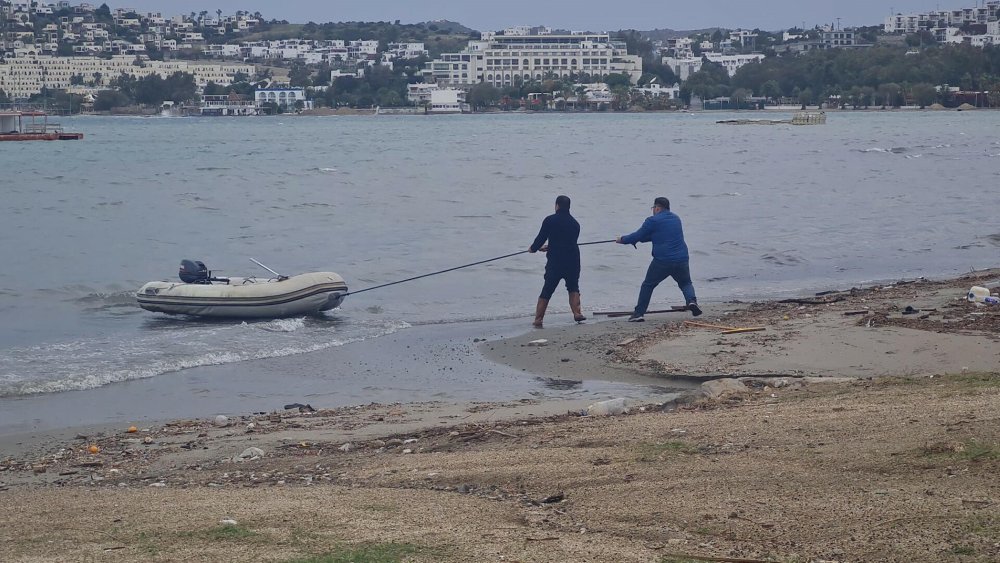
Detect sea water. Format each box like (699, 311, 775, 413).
(0, 111, 997, 399)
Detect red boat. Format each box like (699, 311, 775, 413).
(0, 111, 83, 141)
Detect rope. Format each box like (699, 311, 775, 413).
(343, 239, 617, 297)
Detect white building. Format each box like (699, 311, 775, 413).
(0, 54, 254, 99)
(884, 1, 1000, 34)
(428, 88, 466, 113)
(424, 31, 642, 88)
(663, 52, 766, 81)
(255, 87, 311, 110)
(386, 42, 428, 60)
(407, 83, 439, 104)
(632, 78, 680, 99)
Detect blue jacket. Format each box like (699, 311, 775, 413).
(620, 210, 689, 262)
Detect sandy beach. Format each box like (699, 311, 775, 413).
(1, 269, 998, 562)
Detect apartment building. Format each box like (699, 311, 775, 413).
(884, 1, 1000, 33)
(0, 53, 253, 98)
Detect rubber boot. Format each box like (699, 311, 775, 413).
(569, 292, 586, 322)
(533, 298, 548, 328)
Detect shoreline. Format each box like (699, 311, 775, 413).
(1, 268, 997, 561)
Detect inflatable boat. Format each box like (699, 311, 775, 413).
(136, 260, 348, 318)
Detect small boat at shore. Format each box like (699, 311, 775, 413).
(0, 111, 83, 141)
(136, 260, 348, 318)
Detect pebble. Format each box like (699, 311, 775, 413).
(237, 447, 265, 461)
(214, 415, 229, 427)
(402, 448, 413, 454)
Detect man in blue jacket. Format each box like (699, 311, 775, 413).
(616, 197, 702, 321)
(529, 195, 585, 328)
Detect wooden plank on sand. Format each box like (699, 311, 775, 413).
(720, 327, 766, 335)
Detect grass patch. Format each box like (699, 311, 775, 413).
(919, 439, 1000, 462)
(136, 531, 160, 557)
(949, 545, 975, 555)
(202, 524, 258, 541)
(637, 441, 696, 462)
(287, 542, 425, 563)
(955, 439, 1000, 462)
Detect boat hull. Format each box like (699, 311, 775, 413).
(136, 272, 348, 318)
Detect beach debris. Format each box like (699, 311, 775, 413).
(213, 415, 229, 427)
(527, 339, 549, 347)
(284, 403, 316, 413)
(902, 306, 920, 315)
(143, 436, 153, 445)
(338, 443, 354, 452)
(236, 447, 264, 461)
(403, 438, 419, 444)
(967, 286, 992, 302)
(843, 310, 870, 316)
(587, 398, 628, 417)
(87, 445, 100, 454)
(402, 448, 413, 454)
(616, 337, 638, 347)
(684, 320, 766, 335)
(778, 296, 846, 305)
(537, 492, 565, 505)
(220, 518, 238, 526)
(126, 426, 137, 434)
(720, 327, 766, 335)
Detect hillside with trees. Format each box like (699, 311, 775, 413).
(681, 43, 1000, 108)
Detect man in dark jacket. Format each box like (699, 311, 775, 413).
(616, 197, 702, 322)
(529, 195, 585, 328)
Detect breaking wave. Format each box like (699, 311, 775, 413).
(0, 318, 409, 397)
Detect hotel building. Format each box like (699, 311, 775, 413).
(423, 31, 642, 88)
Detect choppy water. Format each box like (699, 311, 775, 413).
(1, 111, 997, 398)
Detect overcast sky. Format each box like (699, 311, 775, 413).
(121, 1, 966, 31)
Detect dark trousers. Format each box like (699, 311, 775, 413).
(540, 266, 580, 300)
(633, 259, 696, 316)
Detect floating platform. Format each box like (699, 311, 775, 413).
(718, 111, 827, 126)
(0, 111, 84, 141)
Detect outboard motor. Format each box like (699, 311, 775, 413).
(179, 259, 211, 284)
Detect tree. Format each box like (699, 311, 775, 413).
(94, 90, 130, 111)
(465, 82, 500, 110)
(604, 72, 632, 88)
(911, 83, 938, 108)
(288, 63, 312, 87)
(760, 79, 781, 103)
(94, 3, 112, 23)
(798, 87, 814, 109)
(730, 87, 750, 110)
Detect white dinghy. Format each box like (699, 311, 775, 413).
(136, 259, 348, 319)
